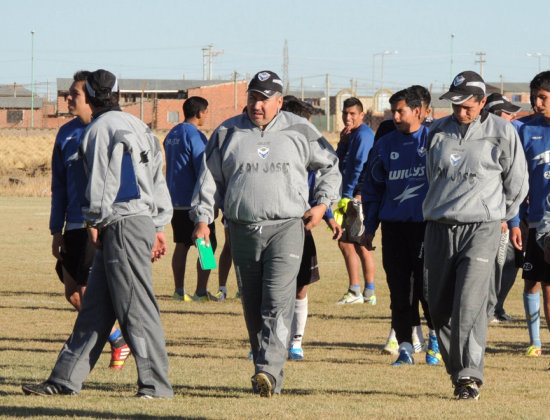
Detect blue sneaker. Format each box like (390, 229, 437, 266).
(392, 349, 414, 366)
(289, 347, 304, 360)
(426, 334, 442, 365)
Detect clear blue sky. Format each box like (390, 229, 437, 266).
(1, 0, 547, 99)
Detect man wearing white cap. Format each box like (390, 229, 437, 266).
(423, 71, 528, 400)
(191, 70, 341, 397)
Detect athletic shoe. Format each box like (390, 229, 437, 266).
(192, 293, 210, 302)
(412, 336, 426, 353)
(336, 290, 364, 305)
(22, 381, 77, 396)
(382, 335, 399, 355)
(392, 349, 414, 366)
(454, 379, 480, 401)
(495, 312, 515, 322)
(526, 345, 542, 357)
(210, 290, 226, 302)
(289, 347, 304, 360)
(345, 199, 365, 238)
(252, 372, 274, 397)
(363, 294, 377, 305)
(134, 393, 154, 399)
(172, 292, 193, 302)
(109, 343, 131, 370)
(426, 335, 442, 365)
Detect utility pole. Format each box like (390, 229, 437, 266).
(475, 52, 486, 78)
(233, 71, 238, 110)
(30, 30, 35, 128)
(300, 77, 304, 101)
(450, 34, 455, 82)
(283, 40, 289, 94)
(325, 73, 330, 131)
(202, 44, 224, 80)
(500, 74, 504, 94)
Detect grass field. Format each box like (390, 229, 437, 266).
(1, 196, 549, 419)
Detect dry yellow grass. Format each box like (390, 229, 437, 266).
(1, 196, 549, 419)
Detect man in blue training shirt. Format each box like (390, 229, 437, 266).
(362, 87, 441, 367)
(518, 71, 550, 359)
(49, 70, 130, 370)
(164, 96, 217, 302)
(335, 97, 376, 305)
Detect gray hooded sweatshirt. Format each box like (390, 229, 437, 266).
(190, 110, 341, 225)
(423, 111, 528, 224)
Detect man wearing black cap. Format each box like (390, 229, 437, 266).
(422, 70, 528, 400)
(191, 70, 341, 397)
(22, 69, 174, 398)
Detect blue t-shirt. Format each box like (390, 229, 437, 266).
(362, 125, 429, 234)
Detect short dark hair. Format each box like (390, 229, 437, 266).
(409, 85, 431, 107)
(343, 97, 363, 112)
(73, 71, 91, 82)
(183, 96, 208, 119)
(389, 88, 422, 110)
(530, 71, 550, 97)
(282, 96, 314, 119)
(472, 94, 485, 103)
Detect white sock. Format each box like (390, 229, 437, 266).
(290, 296, 308, 348)
(429, 329, 436, 337)
(413, 325, 425, 342)
(218, 286, 227, 294)
(388, 328, 396, 341)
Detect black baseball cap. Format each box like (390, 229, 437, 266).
(248, 71, 283, 98)
(85, 69, 119, 99)
(440, 71, 486, 104)
(484, 93, 521, 114)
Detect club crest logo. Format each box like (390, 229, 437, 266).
(523, 262, 533, 271)
(258, 146, 270, 159)
(453, 75, 465, 86)
(390, 152, 399, 160)
(258, 72, 270, 81)
(450, 153, 461, 166)
(417, 147, 426, 158)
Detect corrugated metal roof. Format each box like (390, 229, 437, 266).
(0, 97, 43, 109)
(0, 86, 32, 97)
(56, 78, 235, 92)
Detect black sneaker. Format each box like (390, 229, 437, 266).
(454, 379, 480, 401)
(251, 372, 275, 397)
(496, 312, 515, 322)
(22, 381, 77, 396)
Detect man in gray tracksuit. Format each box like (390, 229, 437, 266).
(22, 69, 174, 398)
(423, 71, 528, 400)
(191, 70, 341, 397)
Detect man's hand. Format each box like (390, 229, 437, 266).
(362, 233, 376, 251)
(192, 222, 211, 246)
(303, 204, 327, 231)
(327, 218, 343, 240)
(87, 228, 102, 250)
(151, 231, 167, 263)
(52, 232, 64, 261)
(509, 226, 522, 251)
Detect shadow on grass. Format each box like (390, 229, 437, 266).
(485, 340, 532, 355)
(0, 291, 60, 298)
(310, 313, 391, 322)
(0, 336, 67, 344)
(0, 304, 75, 313)
(0, 406, 207, 420)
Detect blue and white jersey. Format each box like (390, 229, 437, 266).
(520, 116, 550, 224)
(362, 125, 429, 234)
(336, 123, 374, 198)
(49, 118, 88, 234)
(164, 122, 207, 208)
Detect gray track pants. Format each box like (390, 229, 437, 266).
(229, 218, 304, 394)
(488, 236, 519, 317)
(424, 221, 501, 385)
(49, 216, 173, 398)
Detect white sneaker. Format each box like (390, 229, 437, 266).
(383, 329, 399, 355)
(411, 325, 426, 353)
(336, 290, 364, 305)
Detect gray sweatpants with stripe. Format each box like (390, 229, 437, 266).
(49, 216, 173, 398)
(424, 221, 501, 385)
(229, 218, 304, 394)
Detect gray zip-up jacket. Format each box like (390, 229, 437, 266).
(423, 111, 528, 224)
(190, 110, 341, 225)
(80, 110, 173, 230)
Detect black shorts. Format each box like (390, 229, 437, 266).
(296, 230, 320, 288)
(171, 209, 217, 250)
(55, 228, 95, 286)
(522, 228, 550, 284)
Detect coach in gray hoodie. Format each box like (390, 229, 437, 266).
(423, 71, 528, 401)
(191, 70, 341, 397)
